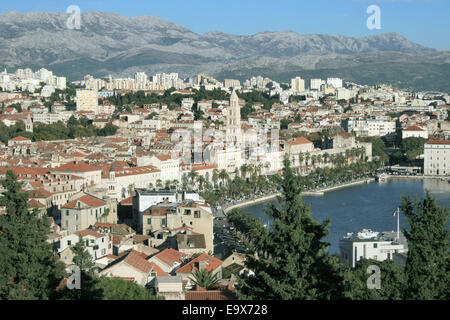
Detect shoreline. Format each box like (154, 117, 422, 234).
(223, 178, 375, 214)
(387, 175, 449, 180)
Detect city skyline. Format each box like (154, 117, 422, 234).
(1, 0, 449, 50)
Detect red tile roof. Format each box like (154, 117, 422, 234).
(75, 229, 105, 239)
(62, 194, 106, 209)
(124, 250, 168, 275)
(9, 136, 31, 142)
(285, 137, 312, 145)
(152, 248, 187, 268)
(176, 254, 223, 274)
(28, 199, 45, 208)
(426, 139, 450, 145)
(53, 161, 100, 172)
(404, 125, 425, 131)
(120, 196, 133, 206)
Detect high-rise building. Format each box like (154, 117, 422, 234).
(310, 78, 323, 90)
(224, 79, 241, 88)
(135, 72, 148, 87)
(76, 89, 98, 113)
(56, 77, 67, 90)
(291, 77, 305, 93)
(327, 77, 343, 89)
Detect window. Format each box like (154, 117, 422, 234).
(373, 243, 378, 248)
(147, 218, 151, 225)
(67, 240, 71, 246)
(162, 218, 166, 227)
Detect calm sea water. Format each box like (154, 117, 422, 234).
(242, 178, 450, 254)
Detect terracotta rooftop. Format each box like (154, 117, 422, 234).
(53, 161, 100, 172)
(75, 229, 104, 239)
(124, 250, 168, 275)
(152, 248, 187, 268)
(285, 137, 312, 146)
(426, 139, 450, 145)
(62, 194, 106, 209)
(176, 253, 223, 274)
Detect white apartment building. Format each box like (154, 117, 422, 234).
(224, 79, 241, 88)
(344, 118, 396, 139)
(291, 77, 305, 93)
(424, 140, 450, 176)
(336, 87, 356, 101)
(76, 89, 98, 113)
(310, 78, 323, 90)
(327, 77, 343, 88)
(339, 229, 407, 268)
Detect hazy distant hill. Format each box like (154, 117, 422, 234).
(0, 11, 449, 91)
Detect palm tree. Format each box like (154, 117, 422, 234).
(311, 155, 317, 168)
(212, 168, 219, 187)
(188, 268, 220, 290)
(305, 152, 311, 167)
(240, 164, 249, 180)
(323, 152, 329, 165)
(196, 175, 206, 191)
(218, 169, 229, 186)
(156, 179, 162, 189)
(187, 169, 199, 186)
(172, 179, 179, 189)
(316, 154, 323, 167)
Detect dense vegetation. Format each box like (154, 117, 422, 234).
(0, 116, 119, 144)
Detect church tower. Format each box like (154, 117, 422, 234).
(227, 90, 241, 146)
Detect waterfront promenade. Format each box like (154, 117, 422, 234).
(221, 178, 375, 214)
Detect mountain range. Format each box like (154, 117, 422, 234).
(1, 11, 449, 92)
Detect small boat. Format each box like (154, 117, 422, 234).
(357, 229, 380, 239)
(376, 173, 388, 183)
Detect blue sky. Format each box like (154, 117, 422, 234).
(1, 0, 449, 50)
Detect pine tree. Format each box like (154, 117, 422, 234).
(342, 259, 406, 300)
(71, 235, 95, 272)
(237, 158, 346, 300)
(0, 170, 64, 300)
(401, 191, 449, 300)
(58, 236, 103, 300)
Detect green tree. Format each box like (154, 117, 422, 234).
(401, 192, 449, 300)
(97, 277, 163, 300)
(399, 137, 427, 162)
(342, 259, 406, 300)
(236, 158, 346, 300)
(0, 170, 65, 300)
(71, 236, 95, 272)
